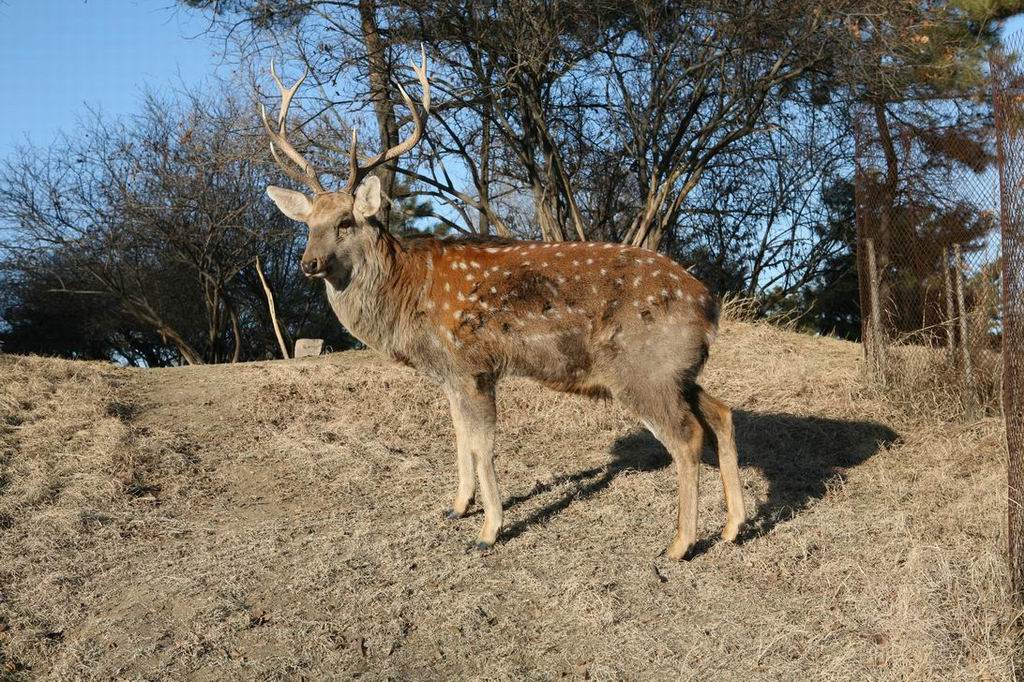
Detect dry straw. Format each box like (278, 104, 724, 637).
(0, 319, 1021, 678)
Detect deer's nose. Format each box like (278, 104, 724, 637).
(301, 257, 323, 276)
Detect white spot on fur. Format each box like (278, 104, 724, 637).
(485, 248, 500, 253)
(530, 244, 538, 249)
(468, 294, 478, 302)
(555, 252, 565, 258)
(603, 243, 614, 248)
(633, 276, 642, 287)
(586, 258, 594, 265)
(669, 272, 680, 281)
(675, 288, 683, 297)
(444, 282, 451, 292)
(454, 310, 462, 320)
(573, 274, 580, 281)
(457, 292, 466, 301)
(591, 285, 598, 294)
(450, 262, 460, 271)
(465, 273, 475, 281)
(600, 268, 608, 276)
(490, 287, 497, 294)
(458, 262, 468, 270)
(443, 302, 450, 310)
(470, 261, 481, 269)
(646, 295, 655, 304)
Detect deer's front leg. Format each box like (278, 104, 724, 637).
(444, 388, 477, 519)
(446, 378, 500, 548)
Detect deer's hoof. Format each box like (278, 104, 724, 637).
(474, 540, 493, 552)
(444, 509, 462, 520)
(665, 540, 695, 562)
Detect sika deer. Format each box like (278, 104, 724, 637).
(260, 53, 745, 559)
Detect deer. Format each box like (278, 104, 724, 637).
(260, 52, 745, 560)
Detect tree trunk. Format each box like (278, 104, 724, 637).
(256, 255, 290, 360)
(866, 237, 885, 381)
(358, 0, 399, 229)
(226, 298, 242, 364)
(163, 327, 204, 366)
(477, 106, 492, 236)
(871, 100, 898, 306)
(953, 244, 977, 416)
(129, 298, 204, 366)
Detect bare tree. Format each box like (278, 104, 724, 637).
(0, 92, 300, 364)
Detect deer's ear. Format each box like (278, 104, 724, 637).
(267, 185, 313, 222)
(353, 176, 382, 219)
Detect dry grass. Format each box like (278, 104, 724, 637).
(868, 343, 1003, 422)
(0, 321, 1021, 680)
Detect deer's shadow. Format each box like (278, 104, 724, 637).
(501, 410, 899, 554)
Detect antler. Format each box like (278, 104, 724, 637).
(344, 45, 431, 192)
(261, 60, 326, 194)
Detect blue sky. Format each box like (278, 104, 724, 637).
(2, 2, 1024, 167)
(0, 0, 230, 159)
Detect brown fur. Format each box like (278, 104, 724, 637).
(261, 56, 743, 557)
(270, 187, 746, 559)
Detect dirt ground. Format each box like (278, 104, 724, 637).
(1, 320, 1021, 680)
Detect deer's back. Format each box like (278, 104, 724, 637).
(413, 239, 718, 396)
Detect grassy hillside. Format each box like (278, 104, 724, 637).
(0, 321, 1020, 679)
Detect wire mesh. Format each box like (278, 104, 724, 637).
(856, 31, 1024, 597)
(992, 32, 1024, 601)
(854, 76, 1003, 417)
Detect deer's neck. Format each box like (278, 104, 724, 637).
(324, 234, 427, 354)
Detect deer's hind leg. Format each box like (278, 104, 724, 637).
(693, 386, 745, 542)
(617, 383, 705, 560)
(445, 377, 501, 548)
(654, 410, 705, 561)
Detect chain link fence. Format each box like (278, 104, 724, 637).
(855, 33, 1024, 596)
(992, 32, 1024, 601)
(854, 76, 1003, 420)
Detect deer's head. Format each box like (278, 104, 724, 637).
(261, 52, 430, 282)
